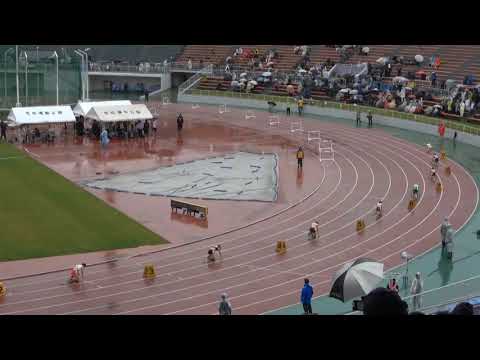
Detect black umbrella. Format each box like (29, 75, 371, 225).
(329, 258, 384, 302)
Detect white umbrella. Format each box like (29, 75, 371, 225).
(262, 71, 272, 77)
(240, 72, 247, 78)
(415, 54, 424, 63)
(362, 47, 370, 54)
(350, 89, 358, 95)
(239, 78, 247, 83)
(329, 258, 384, 302)
(298, 69, 307, 73)
(393, 76, 408, 83)
(376, 57, 388, 65)
(249, 80, 258, 86)
(339, 88, 350, 94)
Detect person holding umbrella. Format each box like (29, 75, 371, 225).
(300, 278, 314, 314)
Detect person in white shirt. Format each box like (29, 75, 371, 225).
(152, 118, 158, 136)
(410, 272, 424, 310)
(412, 184, 420, 200)
(70, 263, 86, 282)
(376, 200, 383, 217)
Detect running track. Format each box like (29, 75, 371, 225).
(0, 104, 477, 315)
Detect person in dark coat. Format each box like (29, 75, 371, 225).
(367, 111, 373, 128)
(177, 113, 184, 131)
(0, 120, 7, 141)
(363, 287, 409, 315)
(356, 109, 361, 126)
(300, 278, 314, 314)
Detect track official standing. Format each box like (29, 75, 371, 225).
(301, 278, 314, 314)
(296, 147, 304, 169)
(367, 111, 373, 128)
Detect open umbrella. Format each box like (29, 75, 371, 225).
(393, 76, 408, 83)
(298, 69, 307, 73)
(249, 80, 258, 86)
(415, 54, 424, 63)
(339, 88, 350, 94)
(329, 258, 384, 302)
(240, 72, 247, 78)
(262, 71, 272, 77)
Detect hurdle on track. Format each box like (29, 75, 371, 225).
(162, 96, 170, 106)
(218, 104, 231, 114)
(307, 130, 321, 143)
(245, 110, 256, 120)
(267, 115, 280, 128)
(290, 121, 303, 134)
(318, 139, 334, 161)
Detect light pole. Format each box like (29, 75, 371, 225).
(74, 50, 85, 101)
(15, 45, 21, 107)
(36, 46, 40, 99)
(401, 251, 412, 290)
(78, 48, 90, 100)
(51, 51, 58, 105)
(4, 47, 14, 101)
(23, 52, 28, 106)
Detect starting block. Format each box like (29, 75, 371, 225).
(307, 130, 321, 143)
(445, 166, 451, 175)
(0, 282, 6, 297)
(276, 240, 287, 253)
(441, 150, 446, 160)
(245, 110, 256, 120)
(356, 219, 366, 232)
(162, 96, 170, 106)
(290, 121, 303, 134)
(408, 199, 417, 211)
(267, 115, 280, 128)
(218, 104, 231, 114)
(143, 264, 156, 279)
(436, 182, 442, 193)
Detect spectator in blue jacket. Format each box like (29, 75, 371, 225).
(301, 278, 314, 314)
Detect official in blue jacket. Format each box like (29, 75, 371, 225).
(301, 278, 314, 314)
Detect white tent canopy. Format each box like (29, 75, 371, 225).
(85, 104, 153, 122)
(73, 100, 132, 117)
(8, 105, 76, 125)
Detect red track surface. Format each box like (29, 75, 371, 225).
(0, 103, 477, 315)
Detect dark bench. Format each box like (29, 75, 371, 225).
(171, 199, 208, 219)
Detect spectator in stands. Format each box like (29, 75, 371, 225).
(431, 71, 437, 88)
(187, 58, 192, 70)
(144, 88, 149, 103)
(300, 278, 314, 314)
(218, 293, 232, 315)
(450, 302, 474, 315)
(363, 287, 409, 315)
(410, 272, 424, 311)
(143, 119, 150, 137)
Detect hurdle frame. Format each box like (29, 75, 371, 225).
(267, 115, 280, 128)
(307, 130, 321, 143)
(245, 109, 256, 120)
(290, 121, 303, 134)
(162, 96, 170, 106)
(318, 139, 334, 161)
(218, 104, 230, 114)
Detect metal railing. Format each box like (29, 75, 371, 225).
(400, 273, 480, 314)
(178, 64, 214, 95)
(89, 63, 169, 74)
(185, 88, 480, 136)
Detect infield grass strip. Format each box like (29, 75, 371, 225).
(0, 142, 167, 261)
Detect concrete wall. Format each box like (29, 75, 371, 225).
(179, 93, 480, 148)
(89, 73, 172, 92)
